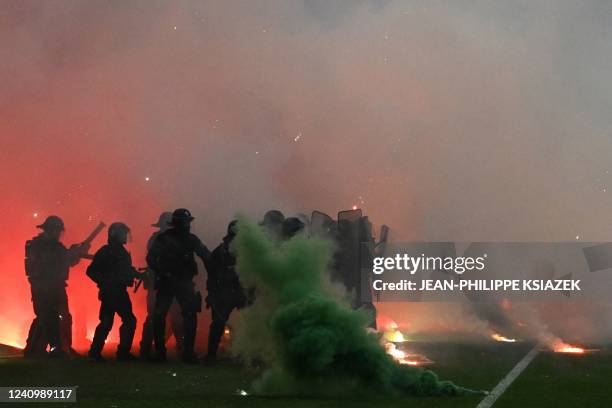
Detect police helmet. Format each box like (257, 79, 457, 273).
(36, 215, 65, 232)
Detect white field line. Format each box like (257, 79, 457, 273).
(475, 344, 540, 408)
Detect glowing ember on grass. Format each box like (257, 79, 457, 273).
(550, 338, 586, 354)
(491, 333, 517, 343)
(555, 344, 585, 354)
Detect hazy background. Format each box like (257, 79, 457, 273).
(2, 0, 612, 348)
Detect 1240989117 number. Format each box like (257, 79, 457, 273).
(2, 387, 76, 402)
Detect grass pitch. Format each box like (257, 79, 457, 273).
(0, 342, 609, 407)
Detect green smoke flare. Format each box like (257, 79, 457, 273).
(231, 218, 480, 397)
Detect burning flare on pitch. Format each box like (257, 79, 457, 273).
(381, 322, 432, 366)
(491, 333, 517, 343)
(384, 342, 432, 366)
(383, 325, 407, 343)
(553, 341, 585, 354)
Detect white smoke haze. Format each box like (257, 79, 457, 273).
(2, 1, 612, 346)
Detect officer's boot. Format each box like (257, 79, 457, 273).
(139, 316, 153, 360)
(24, 318, 46, 358)
(152, 312, 168, 362)
(89, 320, 112, 362)
(46, 314, 67, 359)
(116, 313, 137, 361)
(204, 318, 225, 364)
(181, 311, 198, 364)
(60, 313, 79, 357)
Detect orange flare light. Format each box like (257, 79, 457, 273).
(384, 342, 433, 366)
(555, 344, 585, 354)
(491, 333, 517, 343)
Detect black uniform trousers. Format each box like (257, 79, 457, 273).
(90, 289, 136, 356)
(153, 279, 198, 357)
(207, 300, 236, 358)
(140, 289, 184, 356)
(25, 283, 63, 355)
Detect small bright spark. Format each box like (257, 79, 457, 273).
(575, 235, 580, 240)
(33, 212, 39, 218)
(352, 205, 358, 210)
(173, 26, 177, 30)
(145, 176, 150, 182)
(294, 132, 302, 142)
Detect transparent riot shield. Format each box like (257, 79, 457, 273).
(310, 210, 335, 240)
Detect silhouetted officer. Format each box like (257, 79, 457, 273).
(205, 220, 245, 364)
(146, 208, 210, 363)
(24, 216, 89, 358)
(259, 210, 285, 241)
(140, 212, 185, 360)
(87, 223, 143, 361)
(281, 217, 305, 240)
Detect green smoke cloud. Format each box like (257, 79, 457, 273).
(231, 218, 480, 397)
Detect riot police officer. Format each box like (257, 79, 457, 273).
(146, 208, 210, 363)
(86, 222, 143, 361)
(24, 216, 89, 358)
(281, 217, 305, 240)
(140, 212, 185, 360)
(259, 210, 285, 241)
(205, 220, 245, 364)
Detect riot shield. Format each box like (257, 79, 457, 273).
(310, 210, 335, 239)
(338, 209, 362, 224)
(336, 209, 364, 306)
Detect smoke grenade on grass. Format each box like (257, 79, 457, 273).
(231, 218, 480, 396)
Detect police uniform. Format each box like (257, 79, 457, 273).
(146, 209, 209, 362)
(140, 214, 185, 359)
(24, 217, 83, 357)
(205, 221, 245, 361)
(87, 232, 140, 360)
